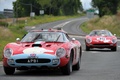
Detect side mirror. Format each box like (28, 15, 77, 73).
(72, 38, 76, 41)
(16, 38, 20, 43)
(114, 34, 116, 36)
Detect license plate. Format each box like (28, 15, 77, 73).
(28, 59, 38, 63)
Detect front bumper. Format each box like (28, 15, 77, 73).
(86, 43, 117, 48)
(7, 53, 60, 68)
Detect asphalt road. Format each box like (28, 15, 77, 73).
(0, 16, 120, 80)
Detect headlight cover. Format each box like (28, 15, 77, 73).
(112, 38, 117, 43)
(4, 48, 13, 58)
(86, 38, 92, 43)
(56, 48, 66, 58)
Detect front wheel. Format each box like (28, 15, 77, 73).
(86, 45, 90, 51)
(61, 55, 72, 75)
(111, 46, 117, 51)
(4, 66, 15, 75)
(72, 58, 81, 70)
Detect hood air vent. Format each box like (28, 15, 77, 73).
(32, 44, 42, 47)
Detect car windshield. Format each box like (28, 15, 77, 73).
(21, 32, 65, 42)
(89, 30, 113, 36)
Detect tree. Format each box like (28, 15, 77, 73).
(13, 0, 83, 17)
(13, 0, 41, 17)
(92, 0, 118, 17)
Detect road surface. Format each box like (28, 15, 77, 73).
(0, 16, 120, 80)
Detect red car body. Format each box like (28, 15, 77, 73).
(3, 29, 82, 75)
(85, 30, 117, 51)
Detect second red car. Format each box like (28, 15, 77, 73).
(85, 30, 117, 51)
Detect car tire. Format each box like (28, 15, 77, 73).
(61, 54, 72, 75)
(73, 48, 81, 70)
(86, 45, 90, 51)
(111, 46, 117, 51)
(4, 66, 15, 75)
(72, 58, 81, 70)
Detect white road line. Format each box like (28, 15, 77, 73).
(53, 18, 89, 29)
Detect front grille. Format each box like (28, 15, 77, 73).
(91, 43, 112, 48)
(16, 58, 51, 63)
(94, 43, 110, 46)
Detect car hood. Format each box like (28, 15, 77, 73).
(90, 36, 115, 42)
(6, 41, 64, 55)
(91, 36, 113, 39)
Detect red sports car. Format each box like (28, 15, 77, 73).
(85, 30, 117, 51)
(3, 29, 82, 75)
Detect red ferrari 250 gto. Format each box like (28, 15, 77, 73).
(3, 29, 82, 75)
(85, 30, 117, 51)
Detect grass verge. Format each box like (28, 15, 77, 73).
(80, 15, 120, 37)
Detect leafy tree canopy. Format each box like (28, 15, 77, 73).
(13, 0, 83, 17)
(92, 0, 119, 17)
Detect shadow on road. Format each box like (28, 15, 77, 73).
(85, 48, 117, 52)
(1, 69, 78, 76)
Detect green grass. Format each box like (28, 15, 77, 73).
(25, 15, 84, 26)
(0, 14, 84, 61)
(80, 15, 120, 37)
(0, 27, 27, 60)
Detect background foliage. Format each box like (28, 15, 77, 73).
(13, 0, 83, 17)
(92, 0, 119, 17)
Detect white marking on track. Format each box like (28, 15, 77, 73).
(53, 18, 89, 29)
(90, 51, 100, 54)
(118, 46, 120, 48)
(82, 50, 101, 53)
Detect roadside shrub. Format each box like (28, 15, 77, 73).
(80, 15, 120, 37)
(0, 22, 8, 27)
(0, 27, 14, 40)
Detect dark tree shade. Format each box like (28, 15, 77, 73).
(13, 0, 83, 17)
(92, 0, 118, 17)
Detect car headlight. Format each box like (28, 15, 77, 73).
(112, 38, 117, 43)
(56, 48, 66, 58)
(4, 48, 13, 58)
(86, 38, 92, 43)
